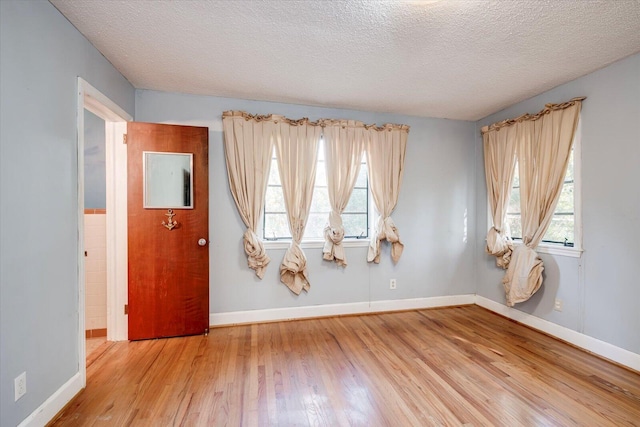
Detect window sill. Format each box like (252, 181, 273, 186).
(263, 239, 370, 250)
(513, 241, 583, 258)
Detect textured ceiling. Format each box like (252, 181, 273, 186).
(51, 0, 640, 121)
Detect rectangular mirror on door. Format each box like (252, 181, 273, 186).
(143, 151, 193, 209)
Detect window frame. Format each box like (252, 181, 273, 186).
(261, 139, 372, 249)
(491, 119, 583, 258)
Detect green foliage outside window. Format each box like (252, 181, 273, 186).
(506, 150, 574, 246)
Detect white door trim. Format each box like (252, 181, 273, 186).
(77, 78, 131, 386)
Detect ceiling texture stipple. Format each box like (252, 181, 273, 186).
(51, 0, 640, 121)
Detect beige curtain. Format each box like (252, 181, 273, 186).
(275, 119, 321, 294)
(222, 111, 275, 279)
(493, 99, 583, 306)
(366, 124, 409, 264)
(482, 124, 518, 269)
(321, 120, 366, 267)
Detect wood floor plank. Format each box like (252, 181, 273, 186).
(50, 305, 640, 426)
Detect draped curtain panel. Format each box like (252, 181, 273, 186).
(222, 111, 275, 279)
(483, 98, 583, 306)
(366, 124, 409, 264)
(483, 124, 518, 269)
(321, 120, 366, 267)
(275, 119, 321, 294)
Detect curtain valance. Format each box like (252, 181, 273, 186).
(222, 111, 410, 133)
(481, 97, 586, 134)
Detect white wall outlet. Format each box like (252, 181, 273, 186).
(15, 372, 26, 401)
(390, 279, 397, 289)
(554, 299, 563, 312)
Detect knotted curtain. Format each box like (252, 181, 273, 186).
(366, 124, 409, 264)
(274, 119, 321, 294)
(321, 120, 365, 267)
(222, 111, 275, 279)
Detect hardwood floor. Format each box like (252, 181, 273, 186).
(51, 305, 640, 426)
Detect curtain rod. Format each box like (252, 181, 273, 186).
(481, 97, 586, 134)
(222, 110, 410, 133)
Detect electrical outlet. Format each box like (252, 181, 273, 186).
(554, 299, 563, 312)
(15, 372, 26, 401)
(390, 279, 397, 289)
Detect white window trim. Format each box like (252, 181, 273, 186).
(261, 189, 374, 249)
(511, 239, 583, 258)
(487, 118, 583, 259)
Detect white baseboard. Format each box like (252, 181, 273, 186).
(18, 372, 83, 427)
(210, 294, 639, 372)
(210, 294, 476, 326)
(475, 295, 640, 372)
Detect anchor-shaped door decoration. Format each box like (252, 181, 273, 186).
(162, 209, 179, 230)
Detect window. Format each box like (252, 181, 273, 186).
(263, 138, 369, 241)
(505, 126, 581, 256)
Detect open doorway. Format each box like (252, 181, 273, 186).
(77, 78, 132, 386)
(83, 109, 108, 358)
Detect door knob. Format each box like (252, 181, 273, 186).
(198, 238, 207, 246)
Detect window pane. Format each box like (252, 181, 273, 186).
(345, 188, 368, 213)
(507, 158, 520, 239)
(507, 153, 574, 244)
(554, 182, 574, 214)
(506, 214, 522, 240)
(541, 181, 574, 244)
(303, 213, 327, 239)
(264, 213, 291, 239)
(310, 186, 330, 213)
(564, 148, 574, 182)
(265, 185, 286, 212)
(355, 162, 368, 187)
(542, 215, 574, 245)
(511, 162, 519, 188)
(263, 139, 369, 241)
(268, 158, 281, 186)
(317, 139, 325, 161)
(316, 161, 327, 187)
(502, 133, 578, 246)
(343, 213, 368, 238)
(508, 186, 520, 215)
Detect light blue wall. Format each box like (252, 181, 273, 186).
(135, 90, 477, 314)
(84, 110, 106, 209)
(0, 1, 134, 425)
(475, 53, 640, 354)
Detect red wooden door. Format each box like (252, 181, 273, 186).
(127, 122, 209, 340)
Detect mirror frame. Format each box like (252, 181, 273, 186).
(142, 151, 194, 209)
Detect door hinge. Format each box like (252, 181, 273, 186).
(124, 304, 129, 315)
(123, 134, 127, 144)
